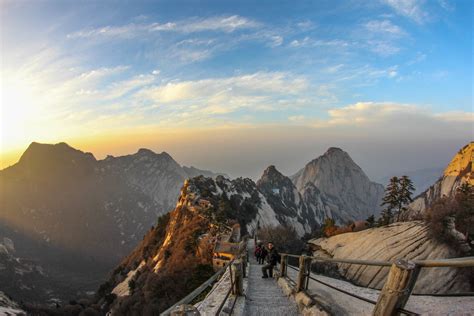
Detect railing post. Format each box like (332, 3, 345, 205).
(296, 255, 310, 292)
(241, 252, 247, 278)
(231, 260, 243, 296)
(280, 254, 287, 277)
(373, 259, 420, 316)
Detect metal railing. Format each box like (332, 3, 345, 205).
(278, 253, 474, 316)
(160, 240, 248, 316)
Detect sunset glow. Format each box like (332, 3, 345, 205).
(1, 0, 472, 177)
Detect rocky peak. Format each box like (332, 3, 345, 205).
(410, 142, 473, 214)
(19, 142, 96, 164)
(443, 142, 473, 184)
(325, 147, 345, 156)
(291, 147, 384, 221)
(259, 165, 286, 182)
(7, 142, 96, 178)
(136, 148, 156, 156)
(135, 148, 176, 163)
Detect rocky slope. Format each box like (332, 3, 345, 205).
(0, 291, 25, 315)
(0, 142, 221, 303)
(292, 147, 385, 223)
(410, 142, 473, 215)
(95, 177, 238, 314)
(309, 221, 471, 294)
(95, 172, 335, 314)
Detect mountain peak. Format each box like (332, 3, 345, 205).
(325, 147, 344, 154)
(136, 148, 156, 156)
(19, 142, 95, 164)
(263, 164, 279, 174)
(257, 165, 293, 190)
(260, 165, 286, 180)
(322, 147, 351, 160)
(291, 147, 384, 219)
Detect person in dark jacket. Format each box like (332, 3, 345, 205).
(254, 244, 263, 263)
(259, 244, 267, 264)
(261, 242, 280, 278)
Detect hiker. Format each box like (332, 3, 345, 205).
(261, 242, 280, 278)
(259, 244, 268, 264)
(254, 243, 263, 263)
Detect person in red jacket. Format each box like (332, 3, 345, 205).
(254, 243, 263, 264)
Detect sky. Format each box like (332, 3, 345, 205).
(0, 0, 472, 180)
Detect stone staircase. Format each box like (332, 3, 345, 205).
(242, 243, 300, 316)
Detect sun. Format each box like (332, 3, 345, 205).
(0, 73, 39, 152)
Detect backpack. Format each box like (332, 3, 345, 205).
(255, 247, 262, 256)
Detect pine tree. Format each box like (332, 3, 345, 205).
(397, 175, 415, 221)
(366, 215, 375, 228)
(380, 176, 399, 225)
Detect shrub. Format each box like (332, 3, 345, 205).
(258, 225, 305, 255)
(425, 183, 474, 253)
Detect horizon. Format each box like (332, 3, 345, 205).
(2, 138, 469, 183)
(1, 0, 472, 180)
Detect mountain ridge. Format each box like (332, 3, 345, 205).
(0, 141, 224, 303)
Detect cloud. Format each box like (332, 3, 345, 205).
(269, 35, 284, 47)
(324, 64, 345, 74)
(296, 20, 315, 31)
(289, 37, 350, 48)
(364, 20, 406, 37)
(434, 111, 473, 122)
(78, 65, 129, 80)
(181, 15, 259, 33)
(367, 40, 401, 56)
(288, 115, 306, 122)
(438, 0, 455, 11)
(312, 102, 473, 128)
(67, 15, 259, 39)
(407, 52, 426, 65)
(322, 102, 420, 125)
(382, 0, 429, 23)
(137, 72, 309, 110)
(331, 64, 399, 82)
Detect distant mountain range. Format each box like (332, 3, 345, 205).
(0, 142, 222, 303)
(0, 142, 384, 304)
(96, 148, 385, 314)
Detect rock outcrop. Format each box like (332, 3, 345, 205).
(309, 221, 471, 294)
(0, 291, 25, 316)
(292, 147, 385, 223)
(410, 142, 473, 214)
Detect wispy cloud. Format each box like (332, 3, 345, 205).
(366, 40, 401, 56)
(289, 37, 350, 48)
(67, 15, 259, 39)
(311, 101, 473, 128)
(364, 20, 406, 37)
(136, 71, 309, 116)
(381, 0, 429, 23)
(77, 65, 130, 80)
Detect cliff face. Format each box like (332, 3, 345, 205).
(292, 147, 385, 222)
(410, 142, 473, 214)
(309, 221, 471, 294)
(98, 178, 239, 314)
